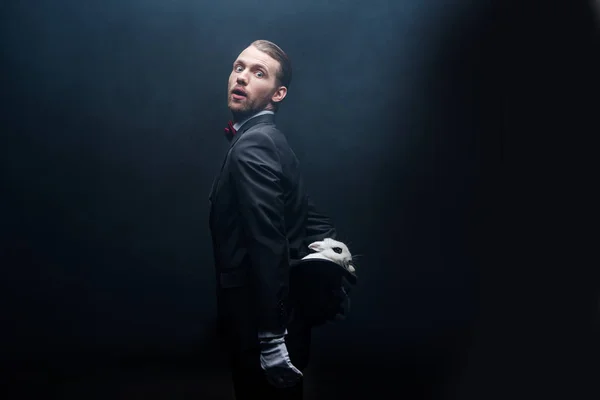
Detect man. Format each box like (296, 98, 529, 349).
(208, 40, 338, 399)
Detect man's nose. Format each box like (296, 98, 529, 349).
(236, 71, 249, 85)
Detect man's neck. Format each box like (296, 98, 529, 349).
(232, 109, 275, 131)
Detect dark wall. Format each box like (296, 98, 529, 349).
(2, 0, 597, 398)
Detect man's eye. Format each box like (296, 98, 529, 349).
(256, 71, 264, 78)
(235, 66, 243, 72)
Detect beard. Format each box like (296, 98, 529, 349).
(228, 92, 272, 122)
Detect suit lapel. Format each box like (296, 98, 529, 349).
(208, 113, 276, 206)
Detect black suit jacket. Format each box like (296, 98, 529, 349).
(209, 113, 336, 353)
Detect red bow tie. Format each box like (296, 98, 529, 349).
(224, 120, 237, 141)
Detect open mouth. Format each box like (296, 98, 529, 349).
(231, 88, 247, 98)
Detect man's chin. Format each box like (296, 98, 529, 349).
(228, 108, 252, 120)
(228, 104, 254, 117)
(228, 102, 247, 112)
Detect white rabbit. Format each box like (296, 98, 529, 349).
(302, 238, 355, 273)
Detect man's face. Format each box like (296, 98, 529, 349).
(227, 45, 287, 118)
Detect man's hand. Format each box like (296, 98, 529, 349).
(321, 275, 352, 323)
(258, 329, 303, 388)
(331, 282, 351, 321)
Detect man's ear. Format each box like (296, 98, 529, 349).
(271, 86, 287, 104)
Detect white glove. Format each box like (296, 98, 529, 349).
(258, 329, 303, 388)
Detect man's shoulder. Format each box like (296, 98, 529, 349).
(238, 122, 286, 146)
(244, 119, 281, 136)
(229, 126, 278, 160)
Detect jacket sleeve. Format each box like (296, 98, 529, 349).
(229, 131, 289, 332)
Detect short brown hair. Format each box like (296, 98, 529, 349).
(251, 40, 292, 110)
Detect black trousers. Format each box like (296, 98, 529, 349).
(217, 285, 312, 399)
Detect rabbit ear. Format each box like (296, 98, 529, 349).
(308, 241, 324, 252)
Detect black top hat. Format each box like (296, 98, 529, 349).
(289, 258, 358, 327)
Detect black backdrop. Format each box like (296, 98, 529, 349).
(2, 0, 598, 398)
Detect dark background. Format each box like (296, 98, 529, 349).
(1, 0, 598, 398)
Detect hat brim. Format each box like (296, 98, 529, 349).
(291, 258, 357, 285)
